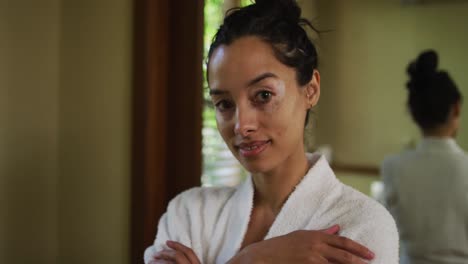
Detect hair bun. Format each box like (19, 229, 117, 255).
(255, 0, 301, 23)
(407, 50, 438, 79)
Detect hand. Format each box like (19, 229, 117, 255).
(230, 225, 374, 264)
(150, 241, 201, 264)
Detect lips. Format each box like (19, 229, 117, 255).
(235, 140, 271, 158)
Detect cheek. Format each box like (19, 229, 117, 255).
(269, 100, 282, 113)
(268, 115, 291, 137)
(216, 114, 234, 138)
(267, 95, 306, 140)
(262, 108, 290, 138)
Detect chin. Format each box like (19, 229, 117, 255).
(228, 142, 278, 174)
(237, 157, 273, 174)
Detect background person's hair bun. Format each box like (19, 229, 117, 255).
(407, 50, 438, 81)
(405, 49, 462, 131)
(255, 0, 301, 23)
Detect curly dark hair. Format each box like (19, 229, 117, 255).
(207, 0, 319, 125)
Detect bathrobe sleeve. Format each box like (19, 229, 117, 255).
(356, 205, 400, 264)
(381, 156, 399, 216)
(143, 191, 195, 264)
(336, 186, 399, 264)
(143, 186, 236, 264)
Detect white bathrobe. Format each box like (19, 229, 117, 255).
(145, 153, 399, 263)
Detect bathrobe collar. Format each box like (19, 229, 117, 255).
(217, 153, 339, 262)
(418, 137, 464, 154)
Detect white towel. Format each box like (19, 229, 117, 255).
(145, 153, 399, 263)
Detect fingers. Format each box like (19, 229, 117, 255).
(151, 259, 174, 264)
(326, 235, 374, 260)
(321, 224, 340, 235)
(325, 247, 367, 264)
(166, 241, 201, 264)
(153, 241, 200, 264)
(318, 225, 375, 261)
(155, 249, 189, 264)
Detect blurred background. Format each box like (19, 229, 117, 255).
(0, 0, 467, 263)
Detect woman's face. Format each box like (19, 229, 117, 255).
(208, 36, 320, 173)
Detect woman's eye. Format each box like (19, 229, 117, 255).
(255, 91, 272, 103)
(215, 100, 234, 112)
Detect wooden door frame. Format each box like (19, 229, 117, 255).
(131, 0, 204, 262)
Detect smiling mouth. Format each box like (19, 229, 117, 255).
(236, 140, 271, 158)
(243, 145, 261, 151)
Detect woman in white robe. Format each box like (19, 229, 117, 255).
(382, 51, 467, 264)
(146, 0, 399, 263)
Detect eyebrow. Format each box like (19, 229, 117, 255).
(209, 72, 277, 96)
(209, 89, 226, 96)
(247, 72, 277, 87)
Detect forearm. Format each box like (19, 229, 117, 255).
(226, 245, 263, 264)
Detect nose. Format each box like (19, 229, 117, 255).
(234, 103, 257, 137)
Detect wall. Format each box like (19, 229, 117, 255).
(58, 0, 132, 263)
(0, 1, 60, 263)
(305, 0, 468, 167)
(0, 0, 132, 263)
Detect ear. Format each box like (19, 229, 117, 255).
(452, 101, 461, 118)
(304, 70, 321, 109)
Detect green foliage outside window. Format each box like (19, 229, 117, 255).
(202, 0, 249, 186)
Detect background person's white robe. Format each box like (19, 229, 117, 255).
(382, 137, 468, 264)
(145, 153, 399, 263)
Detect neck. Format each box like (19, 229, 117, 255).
(423, 124, 456, 138)
(423, 108, 460, 138)
(251, 148, 309, 215)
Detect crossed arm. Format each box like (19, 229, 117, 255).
(149, 225, 375, 264)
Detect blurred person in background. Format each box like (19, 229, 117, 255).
(382, 50, 468, 264)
